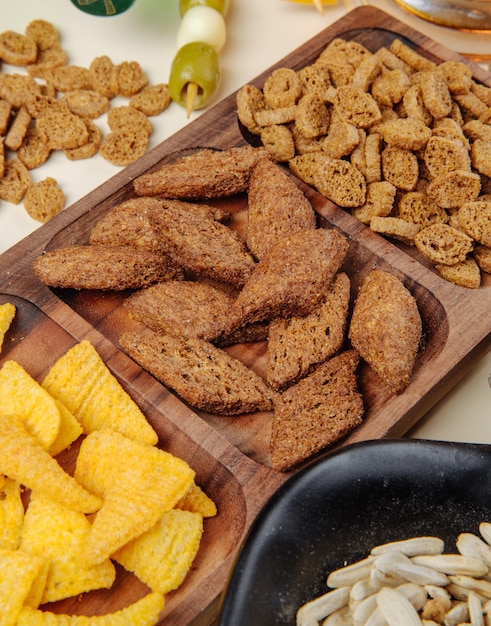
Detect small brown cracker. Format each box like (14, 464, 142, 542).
(99, 128, 149, 166)
(375, 46, 414, 74)
(381, 145, 419, 191)
(61, 89, 110, 119)
(370, 215, 421, 245)
(109, 60, 148, 97)
(23, 177, 65, 223)
(106, 105, 153, 135)
(17, 126, 51, 170)
(25, 19, 60, 51)
(334, 84, 382, 128)
(0, 73, 42, 109)
(313, 156, 367, 207)
(457, 200, 491, 247)
(426, 169, 481, 209)
(419, 71, 453, 120)
(321, 115, 359, 159)
(236, 84, 267, 135)
(352, 181, 397, 224)
(37, 103, 89, 150)
(254, 105, 297, 127)
(89, 55, 117, 98)
(289, 152, 324, 186)
(371, 68, 412, 107)
(263, 68, 302, 109)
(436, 258, 481, 288)
(25, 43, 68, 79)
(437, 61, 472, 95)
(401, 84, 432, 125)
(454, 91, 489, 119)
(295, 93, 330, 139)
(23, 92, 57, 119)
(50, 64, 93, 92)
(364, 131, 382, 183)
(470, 139, 491, 178)
(398, 191, 448, 227)
(63, 118, 102, 161)
(474, 245, 491, 273)
(0, 100, 12, 135)
(129, 83, 171, 116)
(463, 120, 491, 143)
(4, 106, 31, 151)
(433, 117, 469, 147)
(297, 62, 332, 99)
(415, 223, 474, 265)
(378, 117, 431, 151)
(0, 159, 31, 204)
(260, 124, 295, 162)
(423, 136, 471, 179)
(389, 39, 436, 72)
(0, 30, 37, 66)
(352, 54, 382, 92)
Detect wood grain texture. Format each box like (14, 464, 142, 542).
(0, 7, 490, 625)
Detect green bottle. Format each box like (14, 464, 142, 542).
(69, 0, 135, 16)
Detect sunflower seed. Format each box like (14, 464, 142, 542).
(375, 551, 450, 587)
(296, 586, 351, 625)
(371, 537, 444, 558)
(376, 586, 423, 626)
(327, 556, 376, 588)
(411, 554, 489, 577)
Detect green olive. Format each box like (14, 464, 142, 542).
(169, 41, 221, 115)
(179, 0, 230, 17)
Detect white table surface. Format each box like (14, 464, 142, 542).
(2, 0, 490, 442)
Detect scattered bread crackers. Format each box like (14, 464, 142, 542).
(0, 19, 173, 223)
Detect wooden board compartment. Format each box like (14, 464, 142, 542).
(0, 7, 490, 625)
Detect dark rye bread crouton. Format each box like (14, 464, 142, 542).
(124, 280, 268, 345)
(348, 269, 422, 394)
(270, 349, 364, 472)
(33, 245, 184, 290)
(266, 272, 350, 391)
(246, 159, 317, 260)
(147, 201, 256, 288)
(120, 327, 277, 416)
(133, 145, 273, 199)
(90, 197, 231, 252)
(228, 228, 349, 329)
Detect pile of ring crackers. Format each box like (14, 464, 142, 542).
(0, 20, 172, 223)
(237, 37, 491, 289)
(0, 302, 216, 625)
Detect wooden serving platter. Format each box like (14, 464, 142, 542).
(1, 6, 490, 625)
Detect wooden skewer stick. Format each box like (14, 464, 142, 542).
(313, 0, 324, 13)
(186, 82, 199, 118)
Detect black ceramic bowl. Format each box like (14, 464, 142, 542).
(217, 439, 491, 626)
